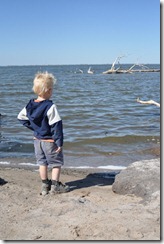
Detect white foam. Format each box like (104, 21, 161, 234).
(0, 162, 126, 171)
(68, 166, 94, 169)
(68, 165, 126, 170)
(0, 161, 10, 165)
(19, 163, 36, 166)
(97, 165, 127, 170)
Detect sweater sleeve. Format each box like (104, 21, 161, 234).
(47, 104, 63, 147)
(51, 120, 63, 147)
(17, 107, 33, 131)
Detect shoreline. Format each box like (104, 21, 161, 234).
(0, 144, 160, 171)
(0, 158, 160, 240)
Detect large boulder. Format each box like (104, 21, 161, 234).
(112, 158, 160, 202)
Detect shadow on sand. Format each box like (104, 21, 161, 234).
(66, 172, 120, 191)
(0, 178, 8, 186)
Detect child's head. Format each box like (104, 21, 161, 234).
(33, 72, 56, 98)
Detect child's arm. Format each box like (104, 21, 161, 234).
(17, 107, 33, 130)
(47, 104, 63, 149)
(51, 120, 63, 148)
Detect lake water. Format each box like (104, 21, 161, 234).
(0, 64, 160, 170)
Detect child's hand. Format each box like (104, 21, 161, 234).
(55, 147, 62, 153)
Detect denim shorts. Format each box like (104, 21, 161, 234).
(34, 140, 64, 168)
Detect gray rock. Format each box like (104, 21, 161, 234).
(112, 158, 160, 201)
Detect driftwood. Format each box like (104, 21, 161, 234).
(102, 56, 125, 74)
(102, 56, 160, 74)
(87, 67, 94, 74)
(74, 69, 83, 74)
(137, 98, 160, 107)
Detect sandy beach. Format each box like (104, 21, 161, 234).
(0, 163, 160, 241)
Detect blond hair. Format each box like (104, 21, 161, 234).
(32, 72, 56, 96)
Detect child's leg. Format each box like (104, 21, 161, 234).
(39, 165, 50, 196)
(50, 166, 69, 194)
(34, 140, 50, 195)
(39, 165, 51, 196)
(39, 165, 48, 180)
(51, 166, 61, 181)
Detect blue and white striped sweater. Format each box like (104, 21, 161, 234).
(17, 99, 63, 147)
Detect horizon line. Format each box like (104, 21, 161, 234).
(0, 63, 160, 67)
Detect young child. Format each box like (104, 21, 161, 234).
(17, 72, 69, 195)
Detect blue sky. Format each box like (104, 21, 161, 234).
(0, 0, 160, 65)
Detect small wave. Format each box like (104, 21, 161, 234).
(74, 135, 160, 144)
(68, 166, 94, 169)
(97, 165, 126, 170)
(68, 165, 126, 170)
(0, 161, 10, 165)
(19, 163, 36, 166)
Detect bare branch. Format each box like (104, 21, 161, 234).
(136, 98, 160, 107)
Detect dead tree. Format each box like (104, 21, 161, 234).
(102, 55, 126, 74)
(103, 58, 160, 74)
